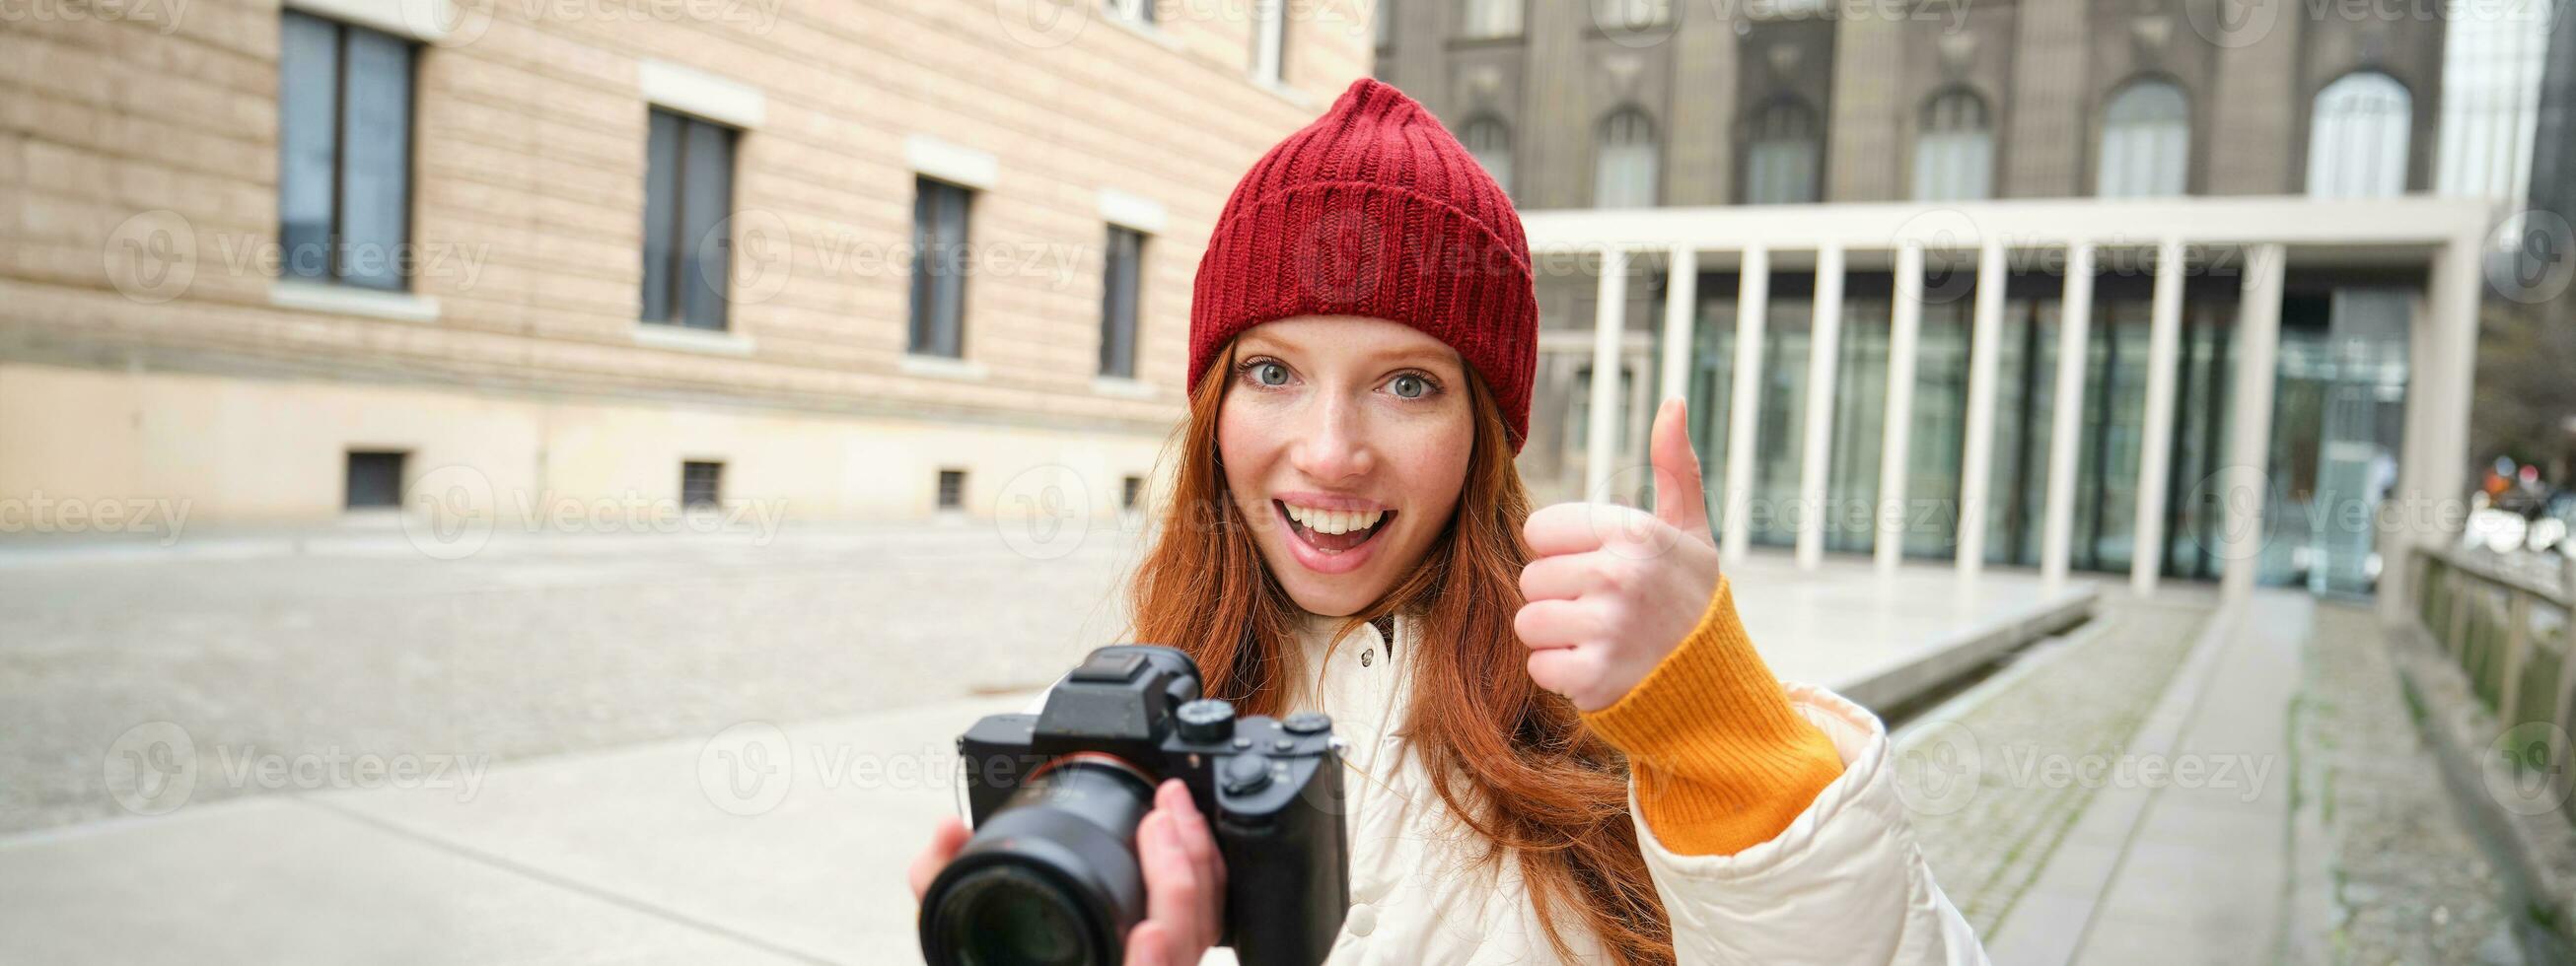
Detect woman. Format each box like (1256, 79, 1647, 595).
(911, 79, 1986, 965)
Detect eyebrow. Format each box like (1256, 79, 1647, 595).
(1236, 335, 1459, 371)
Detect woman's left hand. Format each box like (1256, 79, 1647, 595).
(1515, 397, 1723, 712)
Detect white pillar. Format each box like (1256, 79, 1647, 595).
(2221, 243, 2287, 601)
(1658, 245, 1698, 406)
(2131, 239, 2187, 595)
(2386, 235, 2486, 618)
(1586, 247, 1627, 500)
(1876, 242, 1924, 575)
(2040, 242, 2095, 587)
(1721, 247, 1769, 566)
(1955, 240, 2008, 576)
(1796, 245, 1845, 571)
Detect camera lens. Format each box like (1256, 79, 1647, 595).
(936, 864, 1092, 966)
(920, 755, 1156, 966)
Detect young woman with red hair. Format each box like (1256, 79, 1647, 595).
(912, 79, 1986, 966)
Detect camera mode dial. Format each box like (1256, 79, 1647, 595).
(1176, 698, 1236, 743)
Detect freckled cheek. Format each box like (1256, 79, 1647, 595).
(1380, 410, 1473, 530)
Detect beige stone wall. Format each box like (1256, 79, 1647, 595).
(0, 0, 1371, 523)
(0, 361, 1169, 524)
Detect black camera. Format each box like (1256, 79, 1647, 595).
(918, 645, 1349, 966)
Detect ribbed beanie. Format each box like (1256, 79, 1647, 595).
(1188, 78, 1539, 450)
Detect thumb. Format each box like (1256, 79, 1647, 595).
(1649, 396, 1712, 542)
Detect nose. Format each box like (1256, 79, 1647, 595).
(1287, 391, 1376, 484)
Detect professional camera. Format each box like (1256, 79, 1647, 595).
(917, 645, 1350, 966)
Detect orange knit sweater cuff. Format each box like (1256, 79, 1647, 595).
(1579, 577, 1846, 857)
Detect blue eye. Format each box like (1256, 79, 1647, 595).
(1252, 362, 1289, 386)
(1391, 375, 1428, 399)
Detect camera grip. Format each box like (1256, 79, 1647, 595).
(1214, 757, 1349, 966)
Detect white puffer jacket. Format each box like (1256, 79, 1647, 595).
(1259, 610, 1990, 966)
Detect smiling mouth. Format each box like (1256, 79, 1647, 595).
(1274, 500, 1395, 555)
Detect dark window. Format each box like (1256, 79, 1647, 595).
(681, 460, 723, 508)
(345, 450, 407, 509)
(937, 468, 966, 511)
(1100, 226, 1145, 378)
(910, 177, 973, 358)
(1122, 475, 1144, 510)
(642, 109, 741, 330)
(279, 13, 415, 291)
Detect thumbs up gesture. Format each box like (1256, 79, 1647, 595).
(1516, 397, 1723, 712)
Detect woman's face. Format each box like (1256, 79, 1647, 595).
(1217, 315, 1475, 618)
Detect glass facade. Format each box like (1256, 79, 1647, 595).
(1555, 259, 2415, 596)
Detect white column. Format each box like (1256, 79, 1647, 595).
(1955, 240, 2008, 576)
(2221, 243, 2287, 601)
(1586, 247, 1627, 500)
(1721, 247, 1769, 566)
(2040, 242, 2095, 587)
(1796, 245, 1845, 570)
(2386, 235, 2486, 619)
(2131, 239, 2187, 594)
(1876, 242, 1924, 575)
(1658, 246, 1698, 406)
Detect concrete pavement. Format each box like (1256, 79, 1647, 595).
(0, 525, 2095, 964)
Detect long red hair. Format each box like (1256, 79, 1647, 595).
(1125, 339, 1674, 965)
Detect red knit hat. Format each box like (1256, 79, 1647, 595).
(1189, 78, 1539, 450)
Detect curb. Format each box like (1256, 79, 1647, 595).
(1841, 584, 2101, 715)
(2383, 616, 2576, 960)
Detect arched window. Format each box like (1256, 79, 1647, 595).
(1461, 115, 1514, 195)
(2309, 71, 2411, 198)
(2097, 79, 2190, 197)
(1912, 88, 1994, 201)
(1594, 107, 1659, 208)
(1744, 98, 1821, 204)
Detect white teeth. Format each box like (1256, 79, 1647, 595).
(1285, 504, 1385, 535)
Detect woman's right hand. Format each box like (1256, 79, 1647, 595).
(905, 779, 1228, 966)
